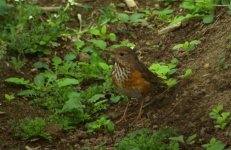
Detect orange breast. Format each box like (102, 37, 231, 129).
(124, 70, 151, 95)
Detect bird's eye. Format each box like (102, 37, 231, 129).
(119, 52, 124, 56)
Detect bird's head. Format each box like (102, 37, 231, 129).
(112, 46, 138, 67)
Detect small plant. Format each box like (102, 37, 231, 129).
(202, 137, 226, 150)
(11, 118, 52, 141)
(117, 12, 148, 24)
(85, 115, 114, 132)
(4, 94, 15, 102)
(172, 40, 201, 53)
(153, 9, 174, 23)
(0, 1, 70, 54)
(116, 128, 180, 150)
(209, 104, 231, 130)
(149, 58, 178, 87)
(9, 57, 27, 72)
(218, 57, 229, 70)
(180, 0, 216, 24)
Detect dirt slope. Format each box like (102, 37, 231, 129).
(0, 1, 231, 149)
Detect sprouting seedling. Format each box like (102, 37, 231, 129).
(172, 40, 201, 53)
(218, 57, 229, 70)
(209, 104, 231, 130)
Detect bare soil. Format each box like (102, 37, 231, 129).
(1, 0, 231, 149)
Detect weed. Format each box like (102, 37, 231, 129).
(0, 0, 8, 16)
(219, 57, 229, 70)
(10, 118, 52, 141)
(4, 94, 15, 102)
(172, 40, 201, 53)
(202, 137, 226, 150)
(116, 128, 180, 150)
(181, 0, 216, 23)
(153, 9, 174, 23)
(5, 52, 120, 130)
(117, 12, 148, 25)
(85, 115, 114, 132)
(149, 58, 178, 87)
(209, 104, 231, 130)
(9, 57, 27, 72)
(0, 1, 70, 55)
(186, 134, 197, 145)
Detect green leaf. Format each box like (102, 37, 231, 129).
(202, 138, 226, 150)
(0, 0, 8, 16)
(74, 40, 85, 49)
(33, 62, 49, 69)
(34, 73, 45, 87)
(57, 78, 79, 87)
(5, 77, 30, 85)
(106, 121, 115, 132)
(88, 94, 105, 103)
(129, 13, 145, 23)
(181, 69, 193, 79)
(169, 135, 184, 143)
(18, 89, 37, 97)
(111, 95, 121, 103)
(89, 39, 107, 50)
(62, 92, 83, 112)
(165, 78, 177, 88)
(99, 62, 110, 70)
(109, 33, 116, 41)
(52, 56, 62, 65)
(89, 28, 101, 36)
(186, 134, 197, 145)
(5, 94, 15, 101)
(203, 14, 214, 24)
(172, 44, 184, 50)
(118, 13, 129, 22)
(101, 25, 107, 35)
(64, 53, 76, 61)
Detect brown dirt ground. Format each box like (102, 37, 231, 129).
(1, 0, 231, 149)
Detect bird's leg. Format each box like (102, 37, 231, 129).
(116, 98, 130, 124)
(135, 98, 144, 122)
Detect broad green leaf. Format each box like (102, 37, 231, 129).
(106, 121, 115, 132)
(129, 13, 145, 23)
(109, 33, 116, 41)
(111, 95, 121, 103)
(88, 94, 105, 103)
(118, 13, 129, 22)
(89, 28, 101, 36)
(57, 78, 79, 87)
(89, 39, 107, 49)
(33, 61, 49, 69)
(64, 53, 76, 61)
(52, 56, 62, 65)
(18, 89, 37, 96)
(181, 69, 193, 79)
(34, 73, 45, 87)
(99, 62, 110, 70)
(5, 94, 15, 101)
(169, 135, 184, 143)
(165, 78, 177, 87)
(74, 40, 85, 49)
(62, 92, 83, 112)
(5, 77, 30, 85)
(172, 44, 184, 50)
(203, 14, 214, 24)
(101, 25, 107, 35)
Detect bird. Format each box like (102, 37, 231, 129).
(111, 46, 163, 123)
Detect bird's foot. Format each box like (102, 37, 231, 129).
(116, 114, 127, 124)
